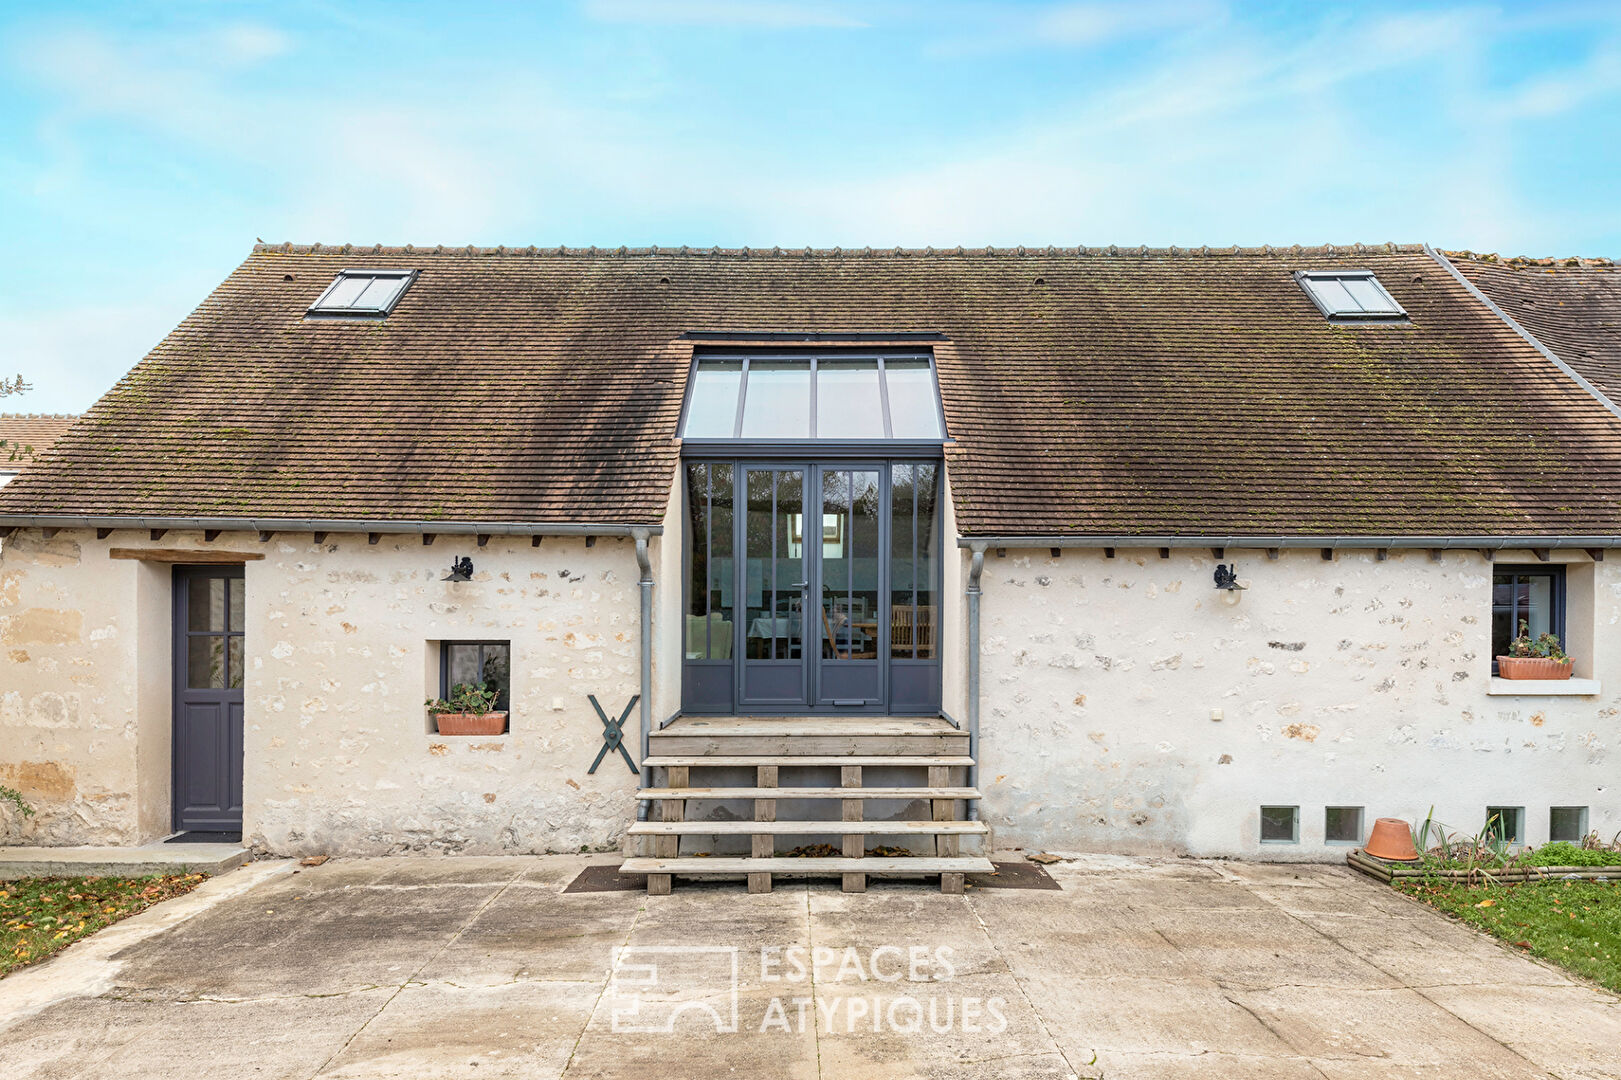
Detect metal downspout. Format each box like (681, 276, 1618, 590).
(966, 542, 987, 822)
(633, 529, 654, 821)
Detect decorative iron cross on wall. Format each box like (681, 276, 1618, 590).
(587, 694, 640, 775)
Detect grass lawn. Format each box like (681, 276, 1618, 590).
(1395, 877, 1621, 993)
(1, 874, 207, 977)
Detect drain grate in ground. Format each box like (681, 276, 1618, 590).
(564, 863, 648, 893)
(965, 862, 1062, 890)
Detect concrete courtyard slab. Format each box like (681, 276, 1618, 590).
(0, 854, 1616, 1080)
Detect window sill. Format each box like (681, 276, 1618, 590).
(1487, 678, 1600, 697)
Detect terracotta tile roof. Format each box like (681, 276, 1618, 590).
(0, 414, 79, 475)
(4, 242, 1621, 537)
(1446, 251, 1621, 404)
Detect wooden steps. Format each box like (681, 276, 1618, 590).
(629, 820, 989, 836)
(624, 716, 982, 896)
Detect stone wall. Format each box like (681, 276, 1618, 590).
(2, 530, 656, 855)
(975, 547, 1618, 859)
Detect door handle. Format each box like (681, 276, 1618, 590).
(790, 581, 808, 590)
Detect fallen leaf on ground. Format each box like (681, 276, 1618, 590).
(1027, 853, 1062, 865)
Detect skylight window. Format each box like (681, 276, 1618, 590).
(1295, 270, 1406, 321)
(307, 269, 416, 318)
(681, 354, 944, 440)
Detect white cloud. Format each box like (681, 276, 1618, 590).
(581, 0, 867, 28)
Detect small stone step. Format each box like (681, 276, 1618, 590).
(638, 787, 980, 800)
(621, 856, 993, 875)
(642, 756, 974, 768)
(628, 820, 989, 835)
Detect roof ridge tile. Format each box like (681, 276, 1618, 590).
(249, 240, 1432, 259)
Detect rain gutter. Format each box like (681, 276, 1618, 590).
(0, 515, 662, 539)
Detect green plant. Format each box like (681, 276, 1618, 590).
(425, 682, 501, 716)
(1411, 808, 1530, 883)
(1505, 618, 1570, 662)
(0, 785, 34, 819)
(1527, 842, 1621, 868)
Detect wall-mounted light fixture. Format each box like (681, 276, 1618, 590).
(443, 556, 474, 582)
(1213, 563, 1245, 591)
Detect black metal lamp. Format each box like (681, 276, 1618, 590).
(443, 556, 474, 582)
(1213, 563, 1245, 591)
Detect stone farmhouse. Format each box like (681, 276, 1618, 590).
(2, 242, 1619, 892)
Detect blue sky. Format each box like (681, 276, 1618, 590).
(3, 0, 1620, 413)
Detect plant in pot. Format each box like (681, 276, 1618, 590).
(426, 681, 507, 736)
(1496, 619, 1574, 680)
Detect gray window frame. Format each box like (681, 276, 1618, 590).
(1293, 270, 1407, 322)
(1549, 806, 1589, 844)
(439, 639, 512, 712)
(678, 352, 948, 443)
(1485, 805, 1526, 845)
(306, 268, 419, 318)
(1259, 805, 1300, 844)
(1324, 805, 1365, 846)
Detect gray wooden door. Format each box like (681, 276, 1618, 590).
(172, 566, 245, 832)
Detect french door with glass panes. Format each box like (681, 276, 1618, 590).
(682, 460, 941, 714)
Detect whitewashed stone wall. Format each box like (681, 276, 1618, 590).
(976, 547, 1618, 859)
(2, 530, 656, 855)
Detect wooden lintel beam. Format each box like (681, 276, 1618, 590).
(1533, 548, 1551, 562)
(96, 528, 113, 540)
(203, 530, 222, 542)
(110, 548, 264, 564)
(477, 533, 491, 547)
(1587, 548, 1605, 562)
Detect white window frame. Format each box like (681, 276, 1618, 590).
(307, 269, 418, 318)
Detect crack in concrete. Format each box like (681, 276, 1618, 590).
(965, 890, 1095, 1079)
(1219, 992, 1336, 1079)
(307, 863, 524, 1078)
(1246, 873, 1581, 1079)
(557, 891, 646, 1077)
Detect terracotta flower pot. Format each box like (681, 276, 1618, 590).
(1364, 818, 1419, 862)
(1495, 656, 1573, 680)
(434, 711, 507, 736)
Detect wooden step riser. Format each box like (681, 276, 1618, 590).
(638, 788, 979, 800)
(630, 820, 988, 835)
(643, 756, 975, 768)
(649, 735, 970, 756)
(623, 857, 992, 874)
